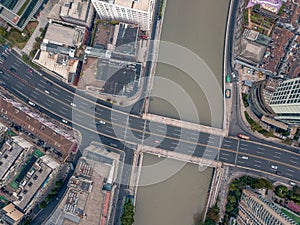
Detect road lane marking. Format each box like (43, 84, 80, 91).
(273, 155, 281, 159)
(274, 151, 282, 155)
(290, 160, 297, 164)
(2, 66, 300, 175)
(254, 160, 262, 164)
(220, 157, 228, 161)
(287, 169, 295, 173)
(47, 99, 54, 104)
(223, 144, 232, 147)
(256, 151, 264, 155)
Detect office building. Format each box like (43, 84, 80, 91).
(237, 189, 297, 225)
(269, 77, 300, 125)
(91, 0, 155, 30)
(0, 0, 43, 31)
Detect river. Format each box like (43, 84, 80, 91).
(134, 154, 213, 225)
(149, 0, 230, 128)
(135, 0, 230, 224)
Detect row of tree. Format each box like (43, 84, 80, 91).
(223, 176, 273, 224)
(121, 199, 135, 225)
(275, 185, 300, 204)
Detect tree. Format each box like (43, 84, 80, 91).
(228, 195, 236, 204)
(121, 199, 135, 225)
(275, 185, 288, 198)
(207, 205, 220, 222)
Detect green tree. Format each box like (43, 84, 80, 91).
(121, 199, 135, 225)
(228, 195, 236, 204)
(207, 205, 220, 222)
(275, 185, 288, 198)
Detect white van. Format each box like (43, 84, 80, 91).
(241, 156, 248, 160)
(28, 101, 35, 106)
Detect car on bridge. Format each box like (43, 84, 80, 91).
(237, 134, 250, 140)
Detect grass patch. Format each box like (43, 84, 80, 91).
(244, 10, 249, 26)
(159, 0, 166, 18)
(7, 129, 17, 137)
(6, 28, 29, 49)
(17, 0, 31, 16)
(244, 111, 273, 137)
(10, 181, 18, 189)
(278, 4, 285, 16)
(281, 208, 300, 224)
(242, 93, 249, 107)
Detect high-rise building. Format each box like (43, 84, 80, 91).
(237, 189, 297, 225)
(269, 77, 300, 125)
(91, 0, 155, 30)
(0, 0, 43, 31)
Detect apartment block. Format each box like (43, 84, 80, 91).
(237, 189, 297, 225)
(91, 0, 155, 30)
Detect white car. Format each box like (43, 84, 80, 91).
(241, 156, 248, 160)
(70, 102, 77, 107)
(44, 90, 50, 94)
(231, 72, 236, 78)
(28, 101, 35, 106)
(62, 119, 68, 124)
(271, 165, 278, 170)
(99, 120, 106, 124)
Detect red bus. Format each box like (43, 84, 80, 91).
(238, 134, 250, 140)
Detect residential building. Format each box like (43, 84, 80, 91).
(13, 154, 59, 212)
(0, 0, 43, 30)
(48, 0, 94, 28)
(44, 142, 120, 225)
(269, 77, 300, 125)
(246, 0, 283, 14)
(91, 0, 155, 30)
(33, 20, 87, 83)
(237, 189, 297, 225)
(0, 203, 23, 225)
(0, 91, 78, 159)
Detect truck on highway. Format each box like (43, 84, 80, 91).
(237, 134, 250, 140)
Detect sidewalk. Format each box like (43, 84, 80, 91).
(143, 113, 226, 137)
(140, 144, 222, 168)
(22, 0, 56, 55)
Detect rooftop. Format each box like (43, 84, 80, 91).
(0, 91, 77, 159)
(239, 38, 266, 64)
(113, 23, 138, 57)
(34, 49, 79, 82)
(44, 22, 85, 47)
(48, 0, 94, 27)
(15, 157, 53, 210)
(2, 203, 23, 221)
(247, 0, 283, 14)
(113, 0, 151, 12)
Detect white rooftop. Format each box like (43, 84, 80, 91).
(44, 23, 83, 47)
(113, 0, 151, 12)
